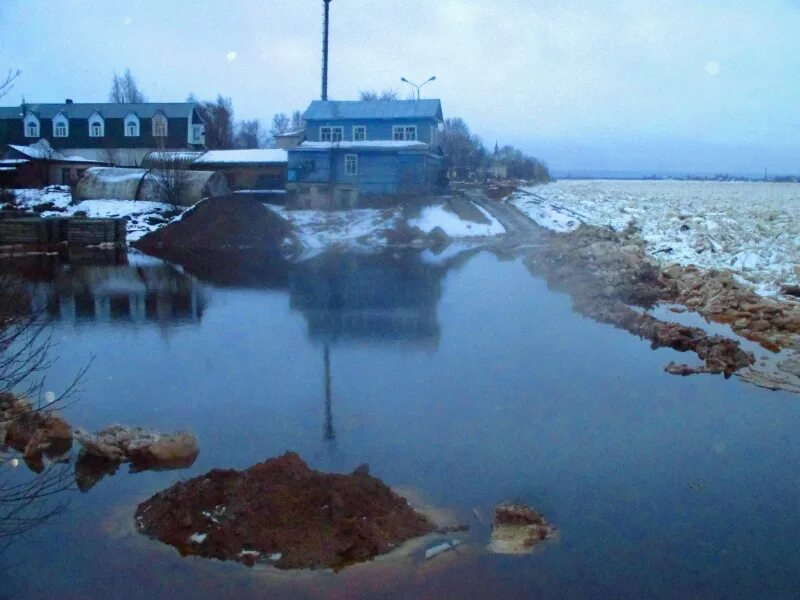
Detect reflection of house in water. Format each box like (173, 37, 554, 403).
(26, 259, 205, 326)
(288, 253, 443, 349)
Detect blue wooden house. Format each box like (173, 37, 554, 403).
(287, 99, 445, 208)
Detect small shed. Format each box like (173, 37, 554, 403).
(74, 166, 228, 206)
(190, 149, 287, 191)
(1, 141, 109, 188)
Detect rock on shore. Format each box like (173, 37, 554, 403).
(134, 452, 435, 571)
(488, 502, 556, 554)
(1, 392, 72, 472)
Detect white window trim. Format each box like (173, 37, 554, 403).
(124, 113, 140, 137)
(24, 115, 40, 138)
(392, 125, 417, 141)
(52, 114, 69, 138)
(191, 124, 204, 144)
(352, 125, 367, 142)
(345, 154, 358, 176)
(152, 114, 168, 138)
(88, 112, 105, 138)
(320, 126, 344, 142)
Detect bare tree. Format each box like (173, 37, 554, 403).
(194, 95, 234, 149)
(146, 137, 191, 209)
(109, 69, 146, 103)
(0, 69, 21, 101)
(290, 110, 305, 131)
(234, 119, 262, 149)
(359, 89, 399, 102)
(269, 112, 291, 138)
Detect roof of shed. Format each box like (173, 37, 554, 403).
(303, 99, 443, 122)
(194, 149, 288, 165)
(0, 102, 198, 120)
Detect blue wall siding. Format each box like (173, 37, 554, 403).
(305, 118, 439, 143)
(289, 148, 442, 196)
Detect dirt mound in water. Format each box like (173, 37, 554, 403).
(133, 196, 298, 256)
(134, 452, 435, 571)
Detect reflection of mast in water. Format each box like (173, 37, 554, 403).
(323, 343, 335, 442)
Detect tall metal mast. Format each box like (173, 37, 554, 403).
(322, 0, 332, 101)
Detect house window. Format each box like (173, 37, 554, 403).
(345, 154, 358, 176)
(353, 126, 366, 142)
(126, 121, 139, 136)
(392, 125, 417, 141)
(25, 122, 39, 137)
(320, 126, 343, 142)
(90, 121, 103, 137)
(192, 125, 203, 143)
(153, 116, 167, 137)
(54, 122, 68, 137)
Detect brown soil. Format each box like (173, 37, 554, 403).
(488, 502, 556, 554)
(524, 224, 755, 376)
(1, 392, 72, 472)
(133, 195, 299, 256)
(134, 452, 435, 571)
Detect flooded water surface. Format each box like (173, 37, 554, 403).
(4, 248, 800, 599)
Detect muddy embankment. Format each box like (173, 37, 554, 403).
(524, 223, 800, 388)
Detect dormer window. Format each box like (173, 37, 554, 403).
(52, 112, 69, 138)
(23, 114, 40, 138)
(392, 125, 417, 141)
(124, 112, 140, 137)
(152, 113, 168, 137)
(320, 126, 343, 142)
(88, 112, 104, 137)
(192, 124, 204, 144)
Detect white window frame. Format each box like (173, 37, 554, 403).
(352, 125, 366, 142)
(392, 125, 417, 141)
(345, 154, 358, 176)
(88, 112, 104, 138)
(24, 117, 40, 138)
(124, 113, 140, 137)
(52, 113, 69, 138)
(191, 124, 204, 143)
(320, 126, 343, 142)
(152, 113, 168, 137)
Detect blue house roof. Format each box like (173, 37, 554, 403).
(304, 99, 443, 122)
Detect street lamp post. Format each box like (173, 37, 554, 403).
(400, 76, 436, 100)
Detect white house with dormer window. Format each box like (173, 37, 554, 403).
(1, 101, 207, 166)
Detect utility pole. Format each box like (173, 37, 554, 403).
(322, 0, 333, 101)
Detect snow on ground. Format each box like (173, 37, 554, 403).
(274, 206, 402, 256)
(514, 180, 800, 296)
(9, 187, 182, 242)
(410, 205, 505, 237)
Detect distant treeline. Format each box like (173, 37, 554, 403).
(438, 117, 550, 182)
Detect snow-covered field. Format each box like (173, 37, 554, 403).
(9, 187, 183, 241)
(514, 180, 800, 296)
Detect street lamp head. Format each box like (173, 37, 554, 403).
(401, 77, 410, 83)
(427, 76, 437, 83)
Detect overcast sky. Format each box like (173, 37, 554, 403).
(2, 0, 799, 174)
